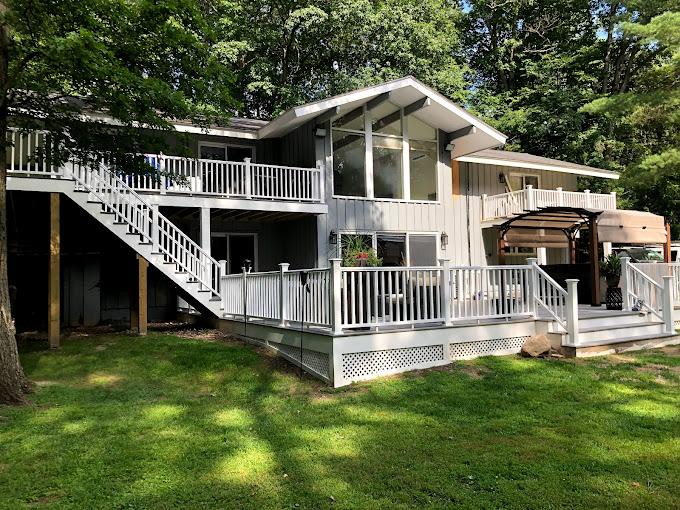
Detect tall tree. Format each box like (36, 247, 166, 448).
(213, 0, 468, 118)
(0, 0, 236, 405)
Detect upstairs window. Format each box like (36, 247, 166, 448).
(331, 102, 438, 201)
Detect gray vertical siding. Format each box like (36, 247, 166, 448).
(461, 162, 577, 266)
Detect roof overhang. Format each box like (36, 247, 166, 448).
(258, 76, 507, 157)
(457, 149, 619, 180)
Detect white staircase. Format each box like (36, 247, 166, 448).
(540, 310, 676, 351)
(60, 163, 225, 317)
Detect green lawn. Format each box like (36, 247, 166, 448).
(1, 328, 679, 509)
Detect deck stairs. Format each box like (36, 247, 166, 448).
(25, 164, 226, 317)
(537, 309, 680, 356)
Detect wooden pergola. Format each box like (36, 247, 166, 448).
(498, 207, 603, 306)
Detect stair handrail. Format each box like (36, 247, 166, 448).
(530, 260, 568, 329)
(622, 258, 664, 320)
(68, 161, 222, 297)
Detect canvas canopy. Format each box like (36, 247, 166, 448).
(500, 207, 666, 247)
(597, 210, 667, 244)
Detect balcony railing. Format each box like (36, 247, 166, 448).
(128, 155, 323, 203)
(482, 185, 617, 221)
(4, 129, 323, 203)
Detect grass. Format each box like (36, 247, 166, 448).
(1, 327, 679, 509)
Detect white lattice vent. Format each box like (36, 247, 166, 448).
(342, 345, 444, 380)
(240, 336, 330, 380)
(450, 337, 529, 360)
(675, 320, 680, 329)
(274, 343, 330, 379)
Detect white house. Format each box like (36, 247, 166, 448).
(7, 77, 680, 387)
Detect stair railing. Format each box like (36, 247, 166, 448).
(621, 257, 675, 333)
(69, 160, 222, 297)
(528, 258, 579, 345)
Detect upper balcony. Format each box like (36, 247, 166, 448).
(5, 129, 327, 215)
(482, 185, 617, 222)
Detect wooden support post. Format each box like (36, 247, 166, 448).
(568, 233, 576, 265)
(48, 193, 60, 349)
(137, 255, 148, 335)
(498, 229, 506, 265)
(589, 216, 600, 306)
(664, 222, 671, 263)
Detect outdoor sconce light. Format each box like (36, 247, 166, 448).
(445, 143, 455, 152)
(441, 231, 449, 248)
(329, 229, 338, 245)
(314, 127, 327, 137)
(499, 173, 506, 184)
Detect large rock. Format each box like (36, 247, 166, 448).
(520, 334, 551, 358)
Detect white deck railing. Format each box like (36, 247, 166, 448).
(630, 262, 680, 305)
(220, 258, 587, 343)
(5, 129, 322, 203)
(623, 258, 675, 333)
(482, 185, 617, 221)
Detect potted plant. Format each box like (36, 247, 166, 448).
(599, 254, 621, 287)
(341, 235, 382, 267)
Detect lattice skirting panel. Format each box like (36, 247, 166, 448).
(450, 336, 530, 360)
(245, 337, 330, 382)
(675, 320, 680, 329)
(342, 345, 444, 381)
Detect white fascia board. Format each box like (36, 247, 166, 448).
(141, 193, 328, 213)
(75, 112, 258, 140)
(172, 123, 257, 140)
(456, 155, 620, 180)
(405, 78, 506, 145)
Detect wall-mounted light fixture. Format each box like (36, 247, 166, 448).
(445, 143, 455, 152)
(329, 229, 338, 245)
(499, 173, 506, 184)
(441, 231, 449, 248)
(314, 127, 327, 137)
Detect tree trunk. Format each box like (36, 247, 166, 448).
(600, 1, 617, 95)
(0, 4, 30, 405)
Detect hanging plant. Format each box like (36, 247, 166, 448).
(341, 234, 382, 267)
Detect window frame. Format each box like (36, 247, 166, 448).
(198, 142, 256, 163)
(507, 171, 541, 191)
(330, 104, 440, 204)
(337, 230, 440, 266)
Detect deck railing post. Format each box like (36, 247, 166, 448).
(481, 194, 488, 220)
(317, 164, 324, 202)
(662, 275, 675, 333)
(279, 263, 290, 327)
(610, 191, 617, 210)
(244, 157, 252, 199)
(621, 257, 631, 311)
(219, 260, 227, 308)
(584, 189, 591, 208)
(330, 258, 343, 335)
(159, 152, 166, 195)
(566, 279, 579, 346)
(527, 258, 538, 318)
(151, 204, 160, 253)
(525, 185, 535, 210)
(439, 259, 452, 326)
(556, 187, 563, 206)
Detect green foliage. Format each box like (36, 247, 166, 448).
(341, 234, 382, 267)
(599, 253, 622, 278)
(1, 331, 679, 508)
(1, 0, 238, 170)
(212, 0, 468, 117)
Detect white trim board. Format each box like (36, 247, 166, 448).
(457, 155, 620, 180)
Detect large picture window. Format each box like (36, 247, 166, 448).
(331, 102, 438, 201)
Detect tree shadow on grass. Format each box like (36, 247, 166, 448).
(1, 335, 679, 509)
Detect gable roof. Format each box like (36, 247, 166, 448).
(257, 76, 507, 157)
(456, 149, 619, 180)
